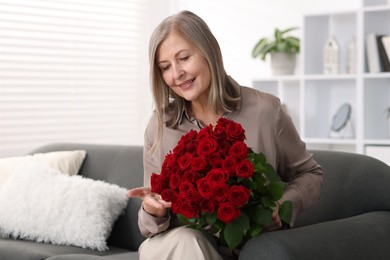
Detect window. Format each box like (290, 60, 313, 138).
(0, 0, 154, 156)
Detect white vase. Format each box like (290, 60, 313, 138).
(346, 35, 357, 74)
(270, 52, 296, 75)
(323, 35, 340, 74)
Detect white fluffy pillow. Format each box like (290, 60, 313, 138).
(0, 150, 87, 190)
(0, 162, 129, 251)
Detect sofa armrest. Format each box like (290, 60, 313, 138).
(239, 211, 390, 260)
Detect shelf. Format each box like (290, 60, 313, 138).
(364, 139, 390, 145)
(303, 74, 357, 80)
(253, 2, 390, 156)
(363, 72, 390, 78)
(363, 0, 390, 7)
(363, 5, 390, 12)
(304, 138, 357, 144)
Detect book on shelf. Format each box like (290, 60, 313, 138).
(365, 33, 390, 73)
(382, 35, 390, 68)
(366, 33, 382, 73)
(377, 35, 390, 72)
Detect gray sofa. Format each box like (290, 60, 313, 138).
(0, 143, 389, 260)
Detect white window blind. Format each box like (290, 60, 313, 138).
(0, 0, 154, 157)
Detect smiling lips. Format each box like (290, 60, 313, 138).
(178, 78, 195, 89)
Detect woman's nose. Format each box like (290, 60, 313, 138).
(172, 64, 184, 79)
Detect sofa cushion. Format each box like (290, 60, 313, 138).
(296, 150, 390, 227)
(30, 143, 146, 251)
(0, 162, 129, 251)
(0, 150, 86, 191)
(240, 211, 390, 260)
(45, 252, 139, 260)
(0, 237, 131, 260)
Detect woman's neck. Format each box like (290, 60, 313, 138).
(189, 102, 221, 126)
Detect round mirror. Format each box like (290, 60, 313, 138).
(331, 103, 352, 132)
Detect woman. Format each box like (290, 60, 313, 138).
(128, 10, 323, 260)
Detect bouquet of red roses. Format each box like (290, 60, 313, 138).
(150, 118, 292, 250)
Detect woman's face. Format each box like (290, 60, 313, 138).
(157, 31, 211, 105)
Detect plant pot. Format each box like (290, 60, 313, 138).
(270, 52, 296, 75)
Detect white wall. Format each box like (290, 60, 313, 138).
(165, 0, 361, 86)
(0, 0, 362, 156)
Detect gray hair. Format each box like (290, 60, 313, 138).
(149, 10, 240, 152)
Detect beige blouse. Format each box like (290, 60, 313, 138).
(139, 83, 323, 238)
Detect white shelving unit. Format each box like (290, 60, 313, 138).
(253, 0, 390, 154)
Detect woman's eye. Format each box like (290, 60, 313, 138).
(161, 65, 170, 71)
(180, 56, 189, 61)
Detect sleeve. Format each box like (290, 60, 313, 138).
(138, 115, 172, 237)
(274, 102, 324, 226)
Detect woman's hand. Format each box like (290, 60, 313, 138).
(128, 187, 171, 218)
(263, 206, 282, 232)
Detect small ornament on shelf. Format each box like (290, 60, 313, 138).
(323, 35, 340, 74)
(346, 35, 357, 74)
(329, 103, 354, 139)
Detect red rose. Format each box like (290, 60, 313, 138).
(197, 137, 218, 156)
(208, 152, 222, 168)
(181, 129, 198, 143)
(173, 141, 185, 156)
(222, 156, 237, 176)
(212, 124, 227, 140)
(212, 182, 229, 202)
(228, 141, 248, 160)
(182, 170, 201, 183)
(218, 140, 232, 157)
(177, 153, 193, 170)
(185, 140, 198, 155)
(196, 178, 213, 197)
(229, 185, 251, 207)
(160, 165, 179, 178)
(226, 120, 246, 142)
(169, 174, 181, 190)
(171, 199, 181, 215)
(150, 173, 168, 194)
(179, 181, 196, 200)
(199, 198, 216, 213)
(216, 118, 230, 128)
(191, 156, 208, 172)
(217, 202, 240, 224)
(162, 152, 177, 169)
(236, 159, 254, 179)
(179, 182, 201, 205)
(197, 126, 212, 141)
(161, 189, 179, 203)
(206, 168, 228, 184)
(178, 201, 198, 219)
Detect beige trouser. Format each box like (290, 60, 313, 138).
(138, 226, 224, 260)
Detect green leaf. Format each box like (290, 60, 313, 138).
(263, 163, 278, 182)
(252, 172, 267, 194)
(280, 27, 299, 35)
(252, 27, 300, 61)
(279, 201, 293, 225)
(260, 196, 277, 208)
(235, 213, 250, 234)
(252, 38, 270, 59)
(253, 152, 267, 165)
(224, 220, 244, 250)
(240, 177, 257, 190)
(252, 207, 272, 225)
(205, 211, 217, 226)
(177, 214, 191, 225)
(267, 181, 286, 200)
(248, 224, 263, 237)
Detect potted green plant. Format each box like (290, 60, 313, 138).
(252, 27, 300, 75)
